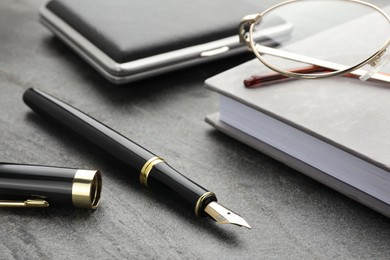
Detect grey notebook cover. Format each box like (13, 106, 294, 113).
(204, 9, 390, 217)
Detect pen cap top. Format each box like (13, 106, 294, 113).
(72, 170, 102, 209)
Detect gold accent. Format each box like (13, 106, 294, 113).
(140, 156, 165, 187)
(72, 169, 102, 209)
(194, 191, 215, 217)
(204, 201, 252, 229)
(0, 199, 49, 208)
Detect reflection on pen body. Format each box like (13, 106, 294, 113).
(23, 88, 251, 229)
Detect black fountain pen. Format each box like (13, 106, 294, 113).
(23, 88, 251, 229)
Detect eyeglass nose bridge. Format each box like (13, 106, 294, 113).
(238, 14, 262, 49)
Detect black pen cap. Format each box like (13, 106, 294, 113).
(0, 163, 102, 209)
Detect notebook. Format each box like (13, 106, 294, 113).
(205, 7, 390, 217)
(39, 0, 292, 84)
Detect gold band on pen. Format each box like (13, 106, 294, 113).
(140, 156, 165, 187)
(72, 169, 102, 209)
(195, 191, 216, 217)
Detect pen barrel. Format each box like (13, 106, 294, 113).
(23, 88, 216, 216)
(23, 88, 154, 172)
(0, 163, 102, 209)
(148, 162, 217, 217)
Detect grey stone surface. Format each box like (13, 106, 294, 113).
(0, 1, 389, 259)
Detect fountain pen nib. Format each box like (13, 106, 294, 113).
(204, 201, 251, 229)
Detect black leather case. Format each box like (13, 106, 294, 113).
(40, 0, 291, 84)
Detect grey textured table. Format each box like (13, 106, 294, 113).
(0, 1, 389, 259)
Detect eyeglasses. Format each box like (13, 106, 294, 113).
(239, 0, 390, 83)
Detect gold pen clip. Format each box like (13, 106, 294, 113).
(0, 199, 49, 208)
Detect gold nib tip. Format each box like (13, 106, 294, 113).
(204, 201, 252, 229)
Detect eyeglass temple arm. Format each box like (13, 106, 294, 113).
(253, 45, 390, 83)
(243, 65, 331, 88)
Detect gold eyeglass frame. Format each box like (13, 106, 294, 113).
(239, 0, 390, 80)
